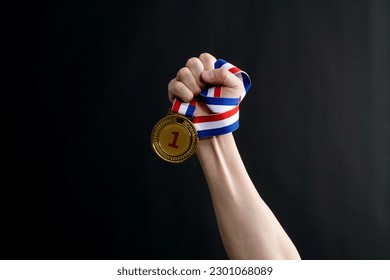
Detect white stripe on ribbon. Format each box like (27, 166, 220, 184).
(177, 102, 191, 116)
(194, 110, 239, 131)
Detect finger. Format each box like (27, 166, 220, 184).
(201, 68, 242, 88)
(185, 57, 207, 89)
(168, 79, 194, 103)
(176, 66, 202, 95)
(199, 53, 216, 71)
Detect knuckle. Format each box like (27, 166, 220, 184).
(219, 68, 229, 82)
(199, 52, 216, 70)
(176, 67, 190, 80)
(199, 52, 212, 60)
(185, 57, 199, 68)
(172, 80, 183, 93)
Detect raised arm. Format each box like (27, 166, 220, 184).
(197, 133, 300, 259)
(168, 53, 300, 260)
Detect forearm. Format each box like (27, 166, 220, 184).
(197, 133, 300, 260)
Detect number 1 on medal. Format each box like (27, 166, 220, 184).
(168, 131, 179, 148)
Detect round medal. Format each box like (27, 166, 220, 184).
(151, 114, 198, 163)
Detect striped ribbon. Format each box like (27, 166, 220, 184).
(171, 59, 251, 138)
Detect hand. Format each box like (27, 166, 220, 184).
(168, 53, 244, 116)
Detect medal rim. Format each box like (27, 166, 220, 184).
(151, 114, 198, 164)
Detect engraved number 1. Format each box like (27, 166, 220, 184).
(168, 131, 179, 148)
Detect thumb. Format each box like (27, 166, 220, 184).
(201, 68, 241, 89)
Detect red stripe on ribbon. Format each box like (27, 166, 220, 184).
(171, 99, 181, 113)
(228, 66, 240, 74)
(214, 86, 222, 97)
(193, 105, 239, 124)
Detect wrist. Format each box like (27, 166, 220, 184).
(196, 133, 237, 167)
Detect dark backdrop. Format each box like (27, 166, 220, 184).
(3, 0, 389, 259)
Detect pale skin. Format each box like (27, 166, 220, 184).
(168, 53, 301, 260)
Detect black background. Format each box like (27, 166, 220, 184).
(3, 0, 389, 259)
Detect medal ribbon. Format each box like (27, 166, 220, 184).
(171, 59, 251, 138)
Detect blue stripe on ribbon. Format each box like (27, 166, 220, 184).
(242, 74, 251, 92)
(197, 120, 239, 138)
(185, 104, 196, 118)
(201, 95, 239, 106)
(214, 59, 228, 69)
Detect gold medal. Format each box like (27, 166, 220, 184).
(151, 111, 198, 163)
